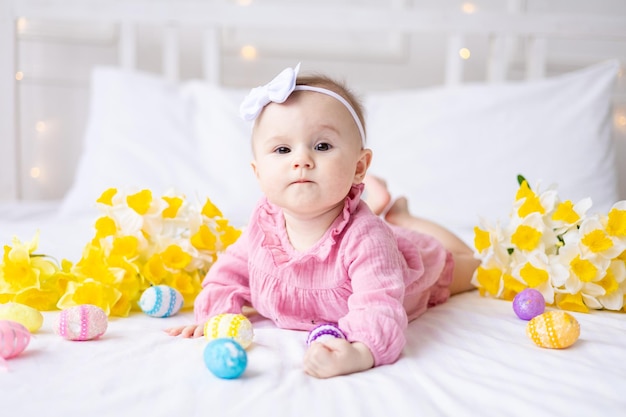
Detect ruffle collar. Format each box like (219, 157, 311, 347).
(258, 183, 365, 265)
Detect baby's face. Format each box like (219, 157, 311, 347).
(251, 91, 369, 219)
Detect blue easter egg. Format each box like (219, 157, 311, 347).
(203, 338, 248, 379)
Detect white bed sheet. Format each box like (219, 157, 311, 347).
(1, 203, 625, 417)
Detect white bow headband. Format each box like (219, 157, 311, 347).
(239, 63, 366, 146)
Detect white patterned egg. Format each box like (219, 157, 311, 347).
(204, 313, 254, 349)
(139, 285, 184, 318)
(54, 304, 108, 341)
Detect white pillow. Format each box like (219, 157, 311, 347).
(58, 67, 247, 226)
(365, 60, 619, 244)
(183, 82, 262, 224)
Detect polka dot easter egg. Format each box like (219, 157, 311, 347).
(0, 320, 31, 360)
(204, 313, 254, 349)
(139, 285, 184, 318)
(512, 288, 545, 320)
(526, 311, 580, 349)
(54, 304, 108, 341)
(0, 302, 44, 333)
(203, 338, 248, 379)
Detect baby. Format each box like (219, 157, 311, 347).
(167, 64, 478, 378)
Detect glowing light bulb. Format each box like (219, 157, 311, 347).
(240, 45, 258, 61)
(35, 121, 46, 133)
(462, 2, 476, 14)
(459, 48, 471, 60)
(30, 167, 41, 179)
(17, 17, 28, 33)
(15, 71, 24, 81)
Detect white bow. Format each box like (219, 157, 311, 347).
(239, 63, 301, 121)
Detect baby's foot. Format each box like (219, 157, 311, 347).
(384, 197, 413, 226)
(363, 175, 391, 215)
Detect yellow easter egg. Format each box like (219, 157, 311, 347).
(0, 302, 44, 333)
(204, 313, 254, 349)
(526, 310, 580, 349)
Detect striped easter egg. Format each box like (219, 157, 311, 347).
(54, 304, 108, 341)
(526, 310, 580, 349)
(204, 313, 254, 349)
(306, 323, 346, 346)
(139, 285, 184, 318)
(0, 320, 31, 359)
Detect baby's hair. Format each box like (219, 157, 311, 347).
(296, 74, 367, 140)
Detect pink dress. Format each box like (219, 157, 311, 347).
(194, 184, 453, 366)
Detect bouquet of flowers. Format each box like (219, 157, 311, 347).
(0, 188, 241, 317)
(472, 175, 626, 313)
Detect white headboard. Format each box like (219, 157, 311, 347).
(1, 0, 625, 202)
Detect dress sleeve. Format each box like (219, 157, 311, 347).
(337, 220, 413, 366)
(193, 229, 251, 324)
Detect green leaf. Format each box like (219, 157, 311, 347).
(517, 174, 527, 187)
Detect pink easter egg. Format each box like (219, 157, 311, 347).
(54, 304, 108, 341)
(0, 320, 31, 359)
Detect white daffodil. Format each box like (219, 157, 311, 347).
(577, 213, 625, 260)
(472, 175, 626, 312)
(510, 249, 568, 304)
(556, 238, 611, 304)
(507, 212, 558, 254)
(511, 180, 558, 220)
(594, 259, 626, 310)
(549, 197, 593, 235)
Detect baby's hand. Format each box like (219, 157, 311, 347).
(303, 338, 374, 378)
(165, 324, 204, 338)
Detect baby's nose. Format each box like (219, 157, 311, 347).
(292, 150, 314, 168)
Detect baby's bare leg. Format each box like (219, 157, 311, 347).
(385, 197, 478, 295)
(362, 175, 392, 216)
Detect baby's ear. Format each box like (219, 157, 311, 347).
(354, 148, 373, 183)
(250, 161, 259, 179)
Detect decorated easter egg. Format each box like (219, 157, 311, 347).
(204, 313, 254, 349)
(54, 304, 108, 341)
(512, 288, 545, 320)
(139, 285, 184, 318)
(526, 310, 580, 349)
(203, 338, 248, 379)
(306, 323, 346, 346)
(0, 302, 44, 332)
(0, 320, 31, 359)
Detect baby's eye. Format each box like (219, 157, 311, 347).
(314, 142, 332, 152)
(275, 146, 291, 154)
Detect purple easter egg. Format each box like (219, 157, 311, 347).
(513, 289, 545, 320)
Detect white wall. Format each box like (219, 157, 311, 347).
(7, 0, 626, 201)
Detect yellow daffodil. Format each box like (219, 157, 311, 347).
(0, 233, 61, 309)
(1, 188, 240, 317)
(57, 279, 122, 315)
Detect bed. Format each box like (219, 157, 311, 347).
(1, 1, 626, 416)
